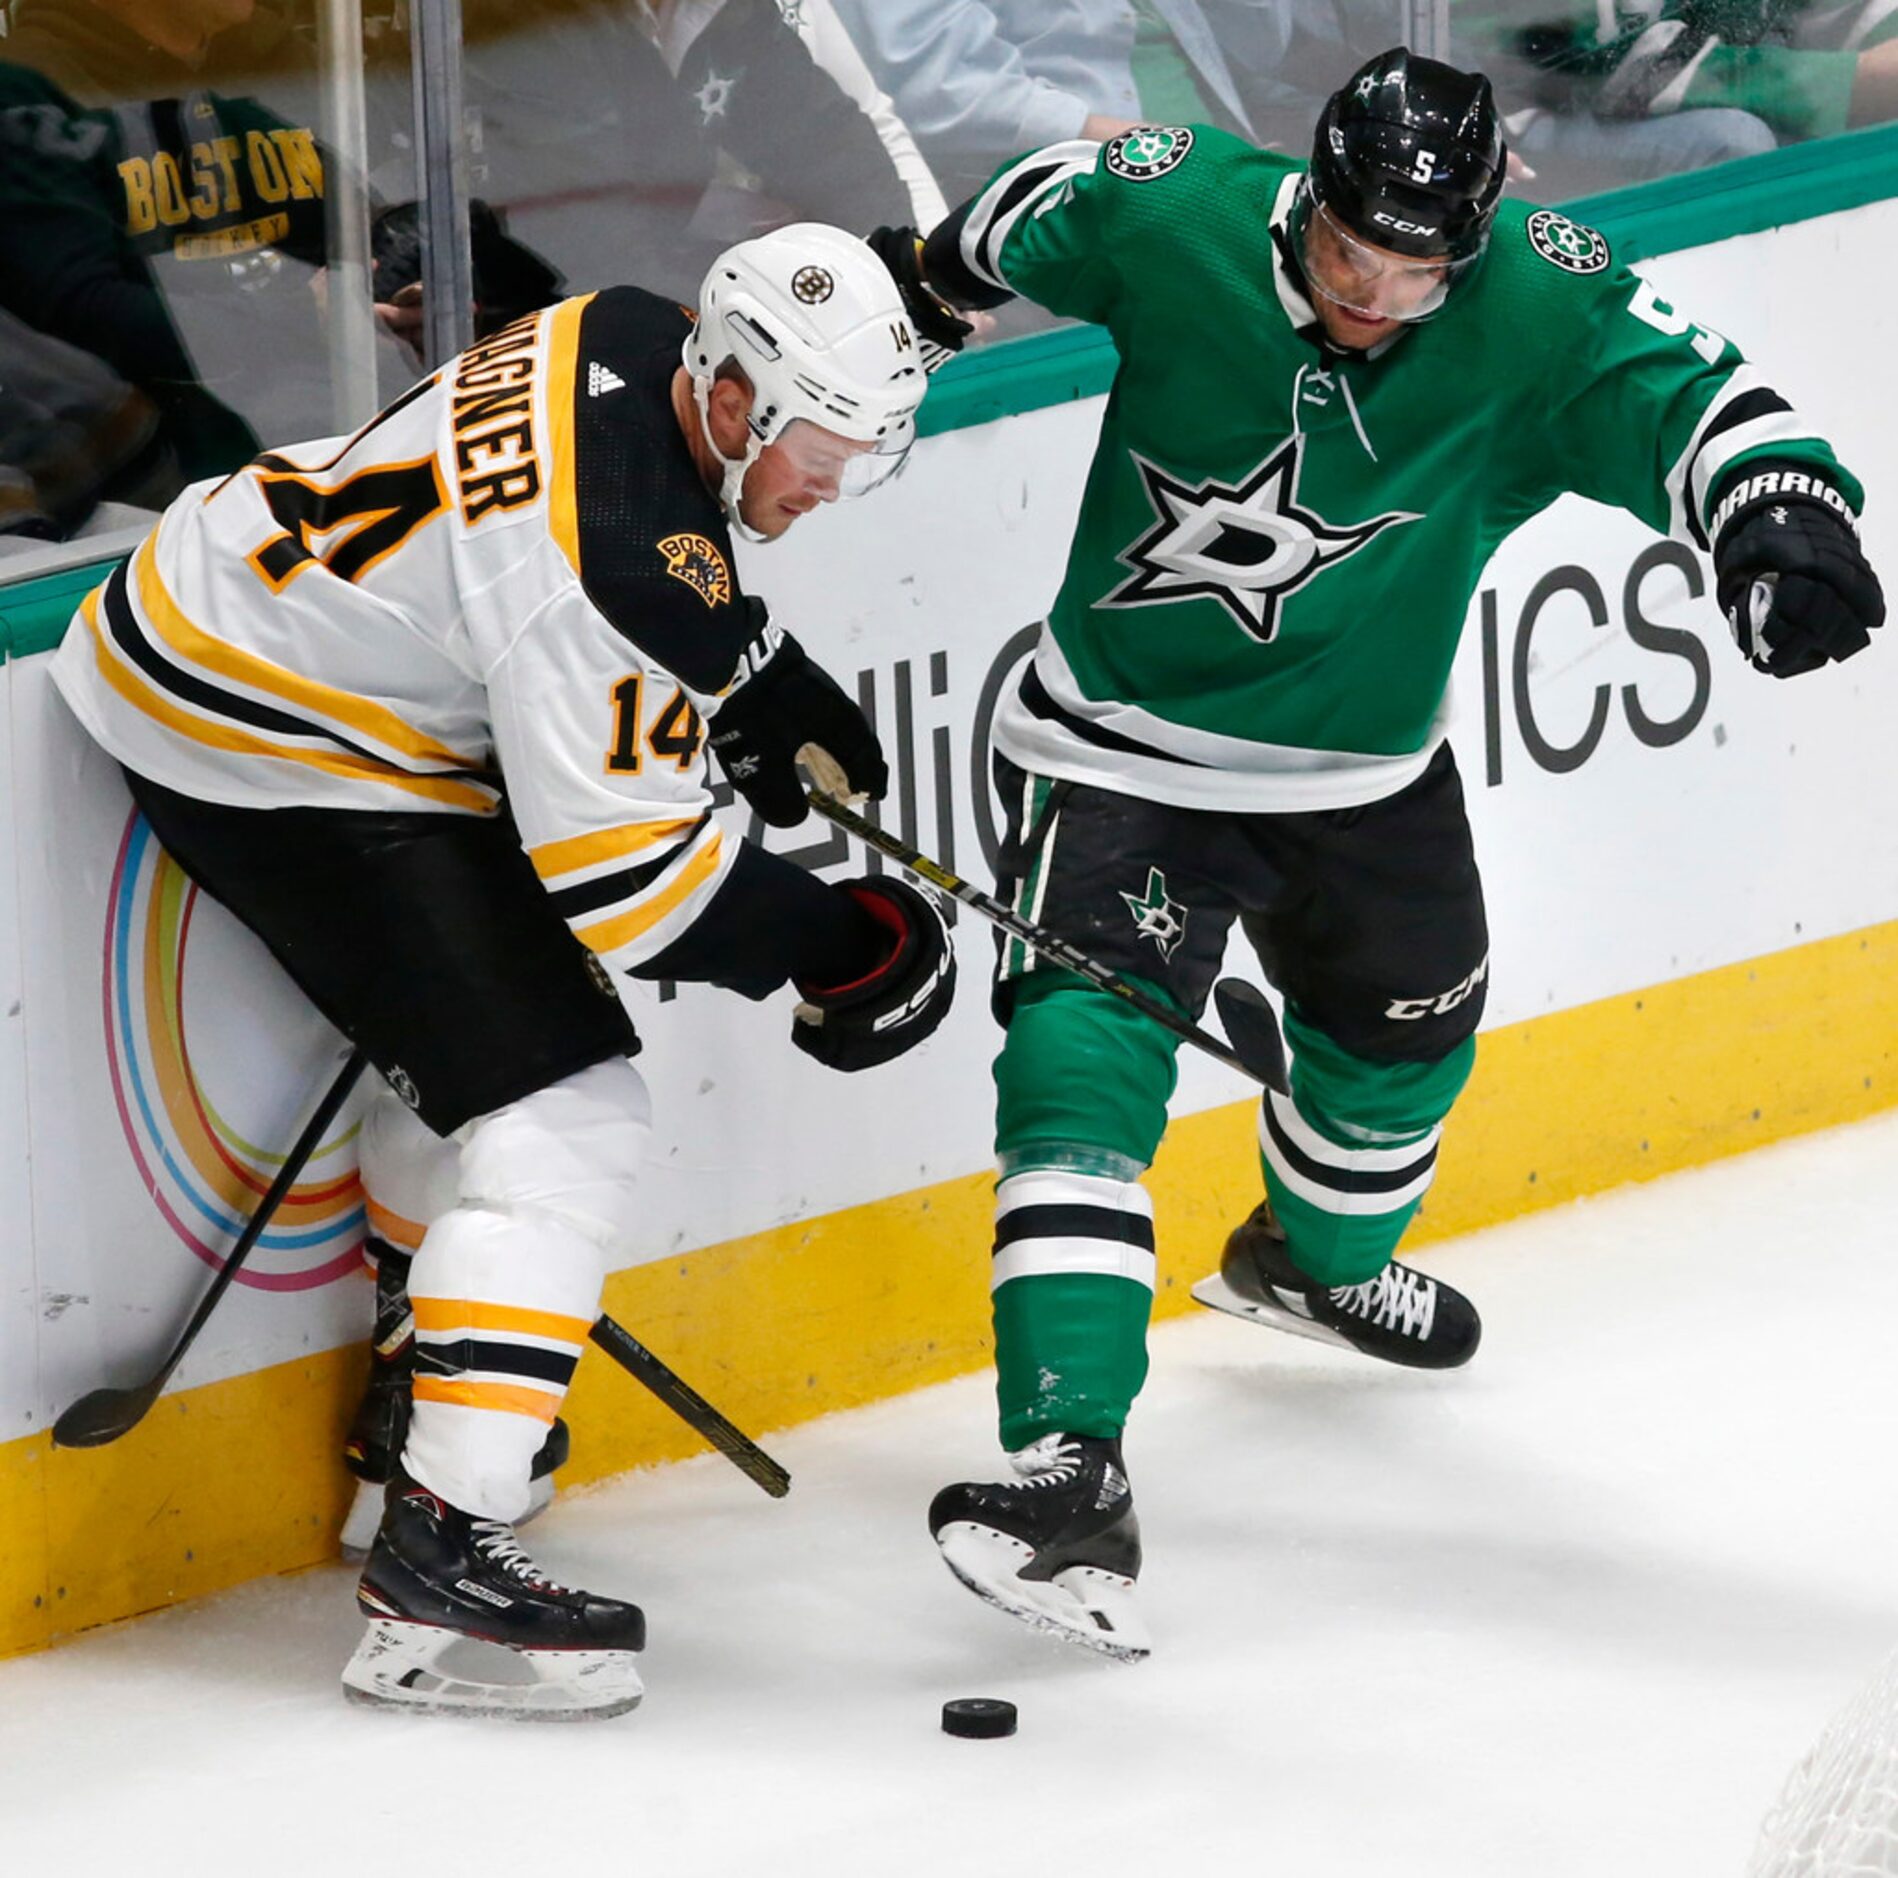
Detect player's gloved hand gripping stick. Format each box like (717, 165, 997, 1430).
(54, 1048, 791, 1496)
(805, 789, 1289, 1095)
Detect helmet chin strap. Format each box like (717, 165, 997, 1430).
(691, 372, 770, 543)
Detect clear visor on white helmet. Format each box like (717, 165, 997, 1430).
(769, 412, 915, 501)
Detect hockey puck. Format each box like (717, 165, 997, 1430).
(941, 1697, 1017, 1739)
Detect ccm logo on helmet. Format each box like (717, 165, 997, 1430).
(1372, 212, 1440, 236)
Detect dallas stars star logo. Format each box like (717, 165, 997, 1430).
(694, 70, 735, 123)
(1102, 435, 1419, 643)
(1120, 867, 1188, 961)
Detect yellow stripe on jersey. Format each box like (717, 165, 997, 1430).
(80, 586, 498, 812)
(544, 293, 595, 579)
(133, 539, 481, 773)
(528, 815, 701, 883)
(411, 1299, 594, 1345)
(575, 828, 725, 955)
(412, 1377, 562, 1423)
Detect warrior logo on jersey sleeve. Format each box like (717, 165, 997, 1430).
(657, 532, 732, 608)
(1102, 436, 1418, 643)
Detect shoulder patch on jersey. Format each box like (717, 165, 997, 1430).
(657, 532, 731, 608)
(1525, 209, 1610, 276)
(1103, 125, 1194, 183)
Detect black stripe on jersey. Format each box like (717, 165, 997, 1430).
(1262, 1101, 1436, 1197)
(1683, 386, 1794, 548)
(993, 1203, 1155, 1252)
(1018, 664, 1210, 768)
(100, 561, 484, 783)
(921, 200, 1016, 312)
(567, 287, 752, 697)
(969, 158, 1078, 285)
(542, 814, 712, 919)
(413, 1339, 580, 1388)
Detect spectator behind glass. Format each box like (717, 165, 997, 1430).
(0, 0, 335, 485)
(421, 0, 930, 304)
(1469, 0, 1898, 163)
(0, 303, 173, 540)
(828, 0, 1309, 199)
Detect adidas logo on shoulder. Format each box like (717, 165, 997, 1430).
(587, 360, 626, 398)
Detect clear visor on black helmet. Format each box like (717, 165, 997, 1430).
(767, 413, 914, 500)
(1290, 179, 1486, 325)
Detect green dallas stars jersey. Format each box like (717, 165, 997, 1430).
(946, 124, 1861, 812)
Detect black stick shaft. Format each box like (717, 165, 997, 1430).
(588, 1315, 790, 1498)
(53, 1047, 369, 1447)
(807, 789, 1286, 1091)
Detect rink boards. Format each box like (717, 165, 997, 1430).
(0, 191, 1894, 1656)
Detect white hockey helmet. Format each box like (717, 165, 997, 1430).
(684, 223, 926, 537)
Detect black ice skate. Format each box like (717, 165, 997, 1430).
(342, 1473, 646, 1720)
(928, 1433, 1149, 1662)
(338, 1242, 568, 1557)
(1192, 1201, 1481, 1369)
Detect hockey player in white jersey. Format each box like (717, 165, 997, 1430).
(50, 224, 956, 1719)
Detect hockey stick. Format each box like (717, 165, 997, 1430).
(806, 789, 1288, 1093)
(588, 1316, 790, 1498)
(53, 1046, 371, 1449)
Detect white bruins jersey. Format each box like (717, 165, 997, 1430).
(53, 288, 763, 978)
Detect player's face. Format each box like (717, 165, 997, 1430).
(739, 422, 878, 539)
(1301, 202, 1452, 345)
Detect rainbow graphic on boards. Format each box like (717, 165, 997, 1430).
(102, 809, 364, 1290)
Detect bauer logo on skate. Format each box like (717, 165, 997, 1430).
(102, 809, 365, 1289)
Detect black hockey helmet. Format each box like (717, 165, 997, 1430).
(1307, 47, 1505, 263)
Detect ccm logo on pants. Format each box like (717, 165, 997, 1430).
(1385, 956, 1489, 1022)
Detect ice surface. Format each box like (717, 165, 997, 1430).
(4, 1112, 1897, 1878)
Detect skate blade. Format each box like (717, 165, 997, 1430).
(341, 1619, 643, 1721)
(935, 1522, 1150, 1663)
(339, 1471, 554, 1563)
(1190, 1271, 1358, 1354)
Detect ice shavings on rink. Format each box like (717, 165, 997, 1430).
(3, 1109, 1897, 1878)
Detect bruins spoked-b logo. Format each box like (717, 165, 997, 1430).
(1526, 209, 1610, 275)
(657, 532, 732, 608)
(792, 265, 835, 304)
(1105, 434, 1418, 643)
(1103, 125, 1193, 183)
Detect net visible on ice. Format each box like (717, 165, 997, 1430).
(1749, 1650, 1898, 1877)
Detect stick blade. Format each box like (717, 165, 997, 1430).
(1213, 980, 1289, 1094)
(52, 1386, 155, 1449)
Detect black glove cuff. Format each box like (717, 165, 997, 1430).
(1709, 461, 1859, 561)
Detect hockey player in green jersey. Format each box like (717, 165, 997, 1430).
(867, 48, 1885, 1659)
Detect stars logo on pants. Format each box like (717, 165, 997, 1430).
(1103, 435, 1418, 643)
(1120, 867, 1187, 961)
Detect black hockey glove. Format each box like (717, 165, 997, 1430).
(866, 225, 973, 368)
(1711, 468, 1884, 680)
(708, 619, 886, 827)
(791, 876, 956, 1072)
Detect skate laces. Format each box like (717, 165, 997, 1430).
(1007, 1433, 1087, 1488)
(1329, 1263, 1437, 1338)
(470, 1520, 568, 1593)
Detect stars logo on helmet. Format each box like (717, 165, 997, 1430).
(1103, 436, 1419, 643)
